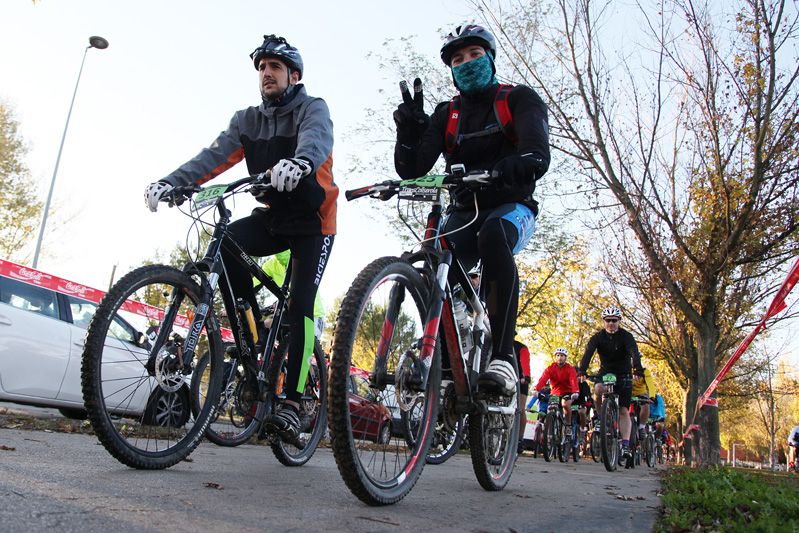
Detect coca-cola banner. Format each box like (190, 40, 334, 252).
(0, 259, 233, 342)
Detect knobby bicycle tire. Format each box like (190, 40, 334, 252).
(469, 378, 520, 491)
(81, 265, 224, 469)
(269, 339, 328, 466)
(328, 257, 440, 506)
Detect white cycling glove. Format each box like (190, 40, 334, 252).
(144, 181, 173, 212)
(271, 158, 312, 192)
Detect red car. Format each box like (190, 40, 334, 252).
(348, 367, 392, 444)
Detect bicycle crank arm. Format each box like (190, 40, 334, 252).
(486, 405, 518, 416)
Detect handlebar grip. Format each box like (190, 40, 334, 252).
(345, 186, 375, 201)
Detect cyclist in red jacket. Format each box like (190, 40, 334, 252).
(532, 347, 579, 436)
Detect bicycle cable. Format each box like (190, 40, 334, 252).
(414, 192, 481, 247)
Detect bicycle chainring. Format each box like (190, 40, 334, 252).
(441, 381, 459, 431)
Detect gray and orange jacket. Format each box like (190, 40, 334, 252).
(161, 85, 337, 236)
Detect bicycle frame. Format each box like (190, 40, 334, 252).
(149, 177, 291, 397)
(371, 190, 501, 416)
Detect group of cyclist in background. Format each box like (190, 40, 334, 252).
(521, 306, 671, 467)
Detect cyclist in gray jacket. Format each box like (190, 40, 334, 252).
(144, 34, 337, 442)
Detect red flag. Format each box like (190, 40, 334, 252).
(696, 256, 799, 409)
(765, 256, 799, 320)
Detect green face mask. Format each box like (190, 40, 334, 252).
(452, 54, 496, 93)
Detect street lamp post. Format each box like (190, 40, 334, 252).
(32, 36, 109, 268)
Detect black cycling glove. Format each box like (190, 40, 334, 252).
(393, 78, 430, 146)
(491, 153, 544, 189)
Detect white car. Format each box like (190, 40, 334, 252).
(0, 270, 190, 427)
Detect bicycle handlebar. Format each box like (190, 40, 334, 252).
(344, 170, 494, 202)
(164, 171, 272, 207)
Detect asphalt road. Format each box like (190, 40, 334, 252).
(0, 421, 662, 533)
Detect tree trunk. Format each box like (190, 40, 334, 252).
(682, 385, 698, 466)
(696, 328, 721, 465)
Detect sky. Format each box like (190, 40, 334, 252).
(1, 0, 797, 378)
(0, 0, 472, 302)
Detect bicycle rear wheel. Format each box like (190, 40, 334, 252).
(600, 398, 619, 472)
(192, 349, 264, 447)
(269, 338, 328, 466)
(426, 382, 465, 465)
(328, 257, 440, 505)
(82, 265, 223, 469)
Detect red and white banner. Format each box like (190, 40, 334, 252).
(0, 259, 234, 342)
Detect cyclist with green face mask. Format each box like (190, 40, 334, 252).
(393, 25, 550, 395)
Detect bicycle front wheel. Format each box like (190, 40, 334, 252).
(328, 257, 440, 506)
(542, 412, 558, 462)
(270, 338, 328, 466)
(82, 265, 224, 469)
(600, 398, 619, 472)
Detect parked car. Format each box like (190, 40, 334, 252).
(0, 262, 190, 427)
(348, 367, 392, 444)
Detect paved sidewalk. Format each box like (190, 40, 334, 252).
(0, 426, 661, 532)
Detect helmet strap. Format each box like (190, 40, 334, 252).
(263, 83, 300, 106)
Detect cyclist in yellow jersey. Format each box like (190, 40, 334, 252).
(631, 367, 655, 438)
(254, 250, 325, 337)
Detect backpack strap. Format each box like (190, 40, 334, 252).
(445, 96, 461, 155)
(445, 85, 517, 155)
(494, 84, 517, 145)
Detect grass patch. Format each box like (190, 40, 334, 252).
(657, 466, 799, 532)
(0, 409, 93, 434)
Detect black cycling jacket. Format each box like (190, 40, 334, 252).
(394, 83, 549, 211)
(579, 328, 643, 376)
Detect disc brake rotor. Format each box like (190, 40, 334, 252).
(154, 343, 184, 393)
(395, 352, 423, 411)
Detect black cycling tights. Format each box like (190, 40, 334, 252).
(220, 209, 334, 403)
(443, 206, 520, 363)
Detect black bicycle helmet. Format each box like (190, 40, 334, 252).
(250, 34, 304, 79)
(440, 24, 497, 66)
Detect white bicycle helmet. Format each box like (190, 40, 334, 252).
(554, 347, 568, 357)
(601, 306, 622, 320)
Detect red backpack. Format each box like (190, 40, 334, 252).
(444, 84, 517, 154)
